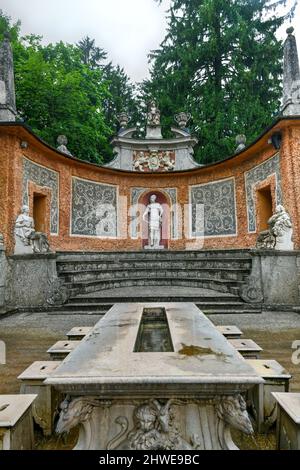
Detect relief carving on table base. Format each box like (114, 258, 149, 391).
(56, 394, 253, 450)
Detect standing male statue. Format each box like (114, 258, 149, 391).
(143, 195, 164, 249)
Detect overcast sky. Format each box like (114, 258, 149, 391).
(0, 0, 299, 83)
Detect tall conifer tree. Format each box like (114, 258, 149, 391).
(144, 0, 298, 163)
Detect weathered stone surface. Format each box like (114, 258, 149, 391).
(0, 394, 37, 450)
(246, 360, 291, 433)
(0, 34, 17, 122)
(18, 361, 62, 436)
(282, 27, 300, 116)
(5, 253, 58, 308)
(272, 392, 300, 450)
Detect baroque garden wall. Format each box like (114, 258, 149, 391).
(0, 119, 300, 255)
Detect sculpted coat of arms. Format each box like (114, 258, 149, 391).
(133, 151, 175, 172)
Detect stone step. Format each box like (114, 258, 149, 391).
(56, 249, 252, 262)
(65, 277, 244, 297)
(204, 308, 261, 315)
(57, 261, 252, 273)
(67, 294, 240, 304)
(60, 267, 249, 283)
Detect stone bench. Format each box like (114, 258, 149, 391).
(66, 326, 92, 340)
(0, 395, 37, 450)
(272, 393, 300, 450)
(246, 360, 292, 433)
(228, 339, 262, 358)
(216, 325, 243, 339)
(47, 341, 81, 360)
(18, 361, 62, 436)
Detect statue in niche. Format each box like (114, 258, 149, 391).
(143, 194, 164, 249)
(256, 204, 293, 250)
(147, 100, 161, 127)
(14, 205, 51, 254)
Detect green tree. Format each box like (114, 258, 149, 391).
(145, 0, 298, 163)
(0, 10, 142, 164)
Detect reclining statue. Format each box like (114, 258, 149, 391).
(14, 205, 51, 254)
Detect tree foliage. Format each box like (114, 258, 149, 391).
(145, 0, 298, 163)
(0, 11, 138, 164)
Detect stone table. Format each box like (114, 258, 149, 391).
(46, 303, 263, 450)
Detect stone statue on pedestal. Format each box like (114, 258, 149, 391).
(14, 205, 51, 254)
(143, 195, 164, 249)
(256, 205, 293, 250)
(147, 101, 160, 127)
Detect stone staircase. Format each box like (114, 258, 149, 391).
(46, 250, 261, 315)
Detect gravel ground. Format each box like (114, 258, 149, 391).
(0, 308, 299, 332)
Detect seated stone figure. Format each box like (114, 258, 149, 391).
(256, 205, 293, 250)
(14, 205, 51, 254)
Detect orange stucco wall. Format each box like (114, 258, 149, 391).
(1, 120, 300, 253)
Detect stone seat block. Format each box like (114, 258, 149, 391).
(228, 339, 263, 358)
(47, 340, 81, 360)
(66, 326, 92, 340)
(18, 361, 62, 436)
(246, 360, 292, 433)
(0, 394, 37, 450)
(272, 393, 300, 449)
(216, 325, 243, 339)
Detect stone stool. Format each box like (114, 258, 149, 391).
(0, 395, 37, 450)
(18, 361, 62, 436)
(66, 326, 92, 340)
(272, 393, 300, 449)
(246, 360, 292, 433)
(47, 340, 81, 360)
(216, 325, 243, 339)
(228, 339, 262, 358)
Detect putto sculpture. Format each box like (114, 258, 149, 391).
(14, 205, 51, 254)
(235, 134, 246, 153)
(147, 100, 161, 127)
(57, 135, 72, 156)
(256, 205, 293, 250)
(143, 194, 164, 249)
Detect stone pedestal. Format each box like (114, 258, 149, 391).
(47, 340, 81, 360)
(228, 339, 263, 359)
(5, 253, 63, 309)
(216, 325, 243, 339)
(0, 395, 36, 450)
(272, 393, 300, 450)
(246, 360, 291, 433)
(66, 327, 92, 341)
(18, 361, 62, 436)
(47, 303, 263, 450)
